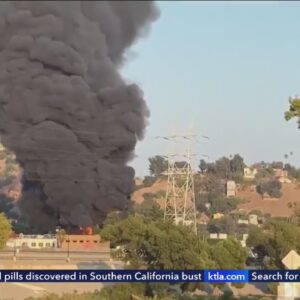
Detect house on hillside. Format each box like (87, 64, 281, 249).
(243, 167, 257, 180)
(209, 233, 228, 240)
(240, 234, 248, 247)
(249, 214, 258, 225)
(238, 219, 249, 225)
(273, 168, 292, 184)
(197, 213, 209, 225)
(212, 213, 224, 220)
(226, 180, 236, 197)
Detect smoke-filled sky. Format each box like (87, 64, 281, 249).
(0, 1, 159, 232)
(124, 1, 300, 177)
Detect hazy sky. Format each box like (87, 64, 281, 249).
(122, 1, 300, 177)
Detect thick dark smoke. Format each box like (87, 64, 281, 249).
(0, 1, 159, 232)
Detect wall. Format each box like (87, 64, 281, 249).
(6, 237, 57, 249)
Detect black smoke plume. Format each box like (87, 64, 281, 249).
(0, 1, 159, 232)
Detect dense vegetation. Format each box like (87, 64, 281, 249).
(247, 219, 300, 268)
(256, 179, 282, 198)
(0, 212, 11, 249)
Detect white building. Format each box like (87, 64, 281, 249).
(209, 233, 228, 240)
(249, 214, 258, 225)
(238, 219, 249, 225)
(226, 181, 236, 197)
(6, 234, 57, 250)
(243, 167, 257, 180)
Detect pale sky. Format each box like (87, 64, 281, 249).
(121, 1, 300, 177)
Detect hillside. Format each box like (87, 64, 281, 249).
(237, 182, 300, 217)
(133, 178, 166, 205)
(133, 178, 300, 217)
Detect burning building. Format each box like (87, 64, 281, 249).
(0, 1, 159, 232)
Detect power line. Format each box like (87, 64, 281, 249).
(157, 132, 198, 235)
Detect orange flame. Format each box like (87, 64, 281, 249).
(80, 226, 93, 235)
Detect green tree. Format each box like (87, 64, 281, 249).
(199, 159, 207, 173)
(198, 174, 225, 196)
(284, 163, 300, 180)
(246, 226, 271, 259)
(101, 215, 215, 270)
(148, 156, 168, 177)
(214, 157, 231, 179)
(211, 238, 247, 269)
(196, 193, 241, 215)
(256, 179, 282, 198)
(0, 213, 11, 249)
(56, 228, 66, 248)
(207, 216, 237, 235)
(230, 154, 245, 174)
(254, 165, 274, 180)
(270, 161, 284, 169)
(285, 97, 300, 127)
(97, 283, 146, 300)
(134, 200, 164, 222)
(268, 220, 300, 266)
(247, 220, 300, 268)
(209, 196, 241, 214)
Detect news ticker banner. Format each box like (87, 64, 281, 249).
(1, 270, 300, 283)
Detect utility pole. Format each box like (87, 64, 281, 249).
(157, 132, 198, 234)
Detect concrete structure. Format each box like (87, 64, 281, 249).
(209, 233, 227, 240)
(212, 213, 224, 220)
(61, 235, 110, 252)
(274, 168, 292, 184)
(273, 168, 288, 178)
(238, 219, 249, 225)
(279, 177, 292, 184)
(243, 167, 257, 180)
(209, 233, 218, 239)
(205, 203, 211, 210)
(6, 235, 57, 250)
(249, 214, 258, 225)
(242, 234, 248, 240)
(240, 234, 248, 247)
(226, 180, 236, 197)
(240, 240, 246, 247)
(218, 233, 227, 240)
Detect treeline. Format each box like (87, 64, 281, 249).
(142, 154, 300, 199)
(100, 207, 246, 270)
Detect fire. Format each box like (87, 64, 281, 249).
(80, 226, 93, 235)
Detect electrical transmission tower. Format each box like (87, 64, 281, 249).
(157, 133, 198, 234)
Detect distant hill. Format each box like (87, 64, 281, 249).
(237, 182, 300, 217)
(133, 178, 166, 206)
(133, 177, 300, 217)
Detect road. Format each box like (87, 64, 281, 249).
(0, 281, 107, 300)
(0, 250, 111, 261)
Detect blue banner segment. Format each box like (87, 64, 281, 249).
(3, 269, 300, 283)
(204, 270, 248, 283)
(250, 270, 300, 282)
(0, 270, 204, 283)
